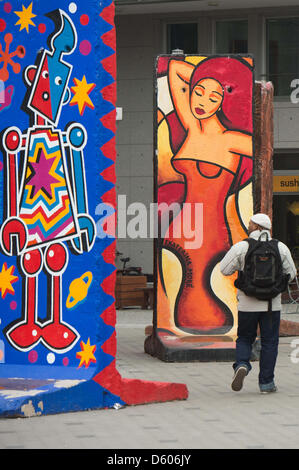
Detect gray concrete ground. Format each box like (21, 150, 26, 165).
(1, 306, 299, 449)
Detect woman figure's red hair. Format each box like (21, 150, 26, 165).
(190, 56, 253, 134)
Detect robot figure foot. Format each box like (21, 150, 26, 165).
(6, 321, 42, 350)
(42, 321, 78, 351)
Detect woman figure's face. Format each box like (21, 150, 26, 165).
(190, 78, 223, 120)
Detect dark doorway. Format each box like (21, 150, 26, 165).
(273, 194, 299, 268)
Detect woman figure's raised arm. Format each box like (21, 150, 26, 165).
(168, 59, 195, 130)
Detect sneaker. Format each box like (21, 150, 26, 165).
(260, 385, 277, 394)
(231, 365, 248, 392)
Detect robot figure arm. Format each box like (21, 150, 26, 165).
(66, 123, 96, 254)
(3, 127, 22, 219)
(0, 127, 27, 256)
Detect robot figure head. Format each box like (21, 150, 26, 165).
(24, 10, 77, 126)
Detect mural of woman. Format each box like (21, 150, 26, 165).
(156, 55, 254, 336)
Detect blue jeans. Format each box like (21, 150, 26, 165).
(233, 310, 280, 390)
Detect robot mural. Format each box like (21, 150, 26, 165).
(0, 1, 188, 417)
(0, 3, 100, 377)
(1, 10, 95, 354)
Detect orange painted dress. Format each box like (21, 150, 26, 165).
(163, 158, 235, 334)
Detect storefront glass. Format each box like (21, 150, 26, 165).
(273, 153, 299, 268)
(216, 20, 248, 54)
(273, 195, 299, 268)
(267, 17, 299, 96)
(167, 23, 198, 54)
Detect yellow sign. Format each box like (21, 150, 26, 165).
(273, 175, 299, 193)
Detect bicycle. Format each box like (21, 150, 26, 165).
(116, 251, 143, 276)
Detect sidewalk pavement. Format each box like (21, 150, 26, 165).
(1, 306, 299, 449)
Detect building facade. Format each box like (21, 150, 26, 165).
(115, 0, 299, 275)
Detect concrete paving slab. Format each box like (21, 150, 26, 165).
(0, 306, 299, 449)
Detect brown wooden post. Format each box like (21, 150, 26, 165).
(253, 81, 274, 219)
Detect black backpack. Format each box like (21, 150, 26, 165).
(234, 233, 289, 311)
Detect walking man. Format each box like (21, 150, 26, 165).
(220, 213, 297, 394)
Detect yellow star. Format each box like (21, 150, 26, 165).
(70, 76, 95, 115)
(14, 3, 36, 33)
(0, 263, 18, 299)
(76, 338, 97, 368)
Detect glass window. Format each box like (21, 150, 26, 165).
(274, 152, 299, 170)
(167, 23, 198, 54)
(216, 20, 248, 54)
(267, 18, 299, 96)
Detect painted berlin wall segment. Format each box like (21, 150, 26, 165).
(0, 1, 112, 376)
(0, 2, 103, 369)
(0, 0, 113, 384)
(0, 1, 188, 417)
(148, 54, 254, 361)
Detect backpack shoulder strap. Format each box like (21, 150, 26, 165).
(244, 237, 259, 259)
(268, 238, 283, 263)
(266, 238, 280, 253)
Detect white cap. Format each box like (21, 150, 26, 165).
(250, 213, 271, 230)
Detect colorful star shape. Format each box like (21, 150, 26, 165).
(70, 76, 95, 115)
(14, 3, 36, 33)
(27, 148, 59, 199)
(76, 338, 97, 368)
(0, 263, 18, 299)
